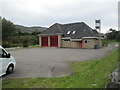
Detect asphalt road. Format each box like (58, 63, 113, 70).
(3, 46, 115, 78)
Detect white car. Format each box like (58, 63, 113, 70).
(0, 45, 16, 76)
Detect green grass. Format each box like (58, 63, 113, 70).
(102, 39, 117, 46)
(2, 48, 119, 88)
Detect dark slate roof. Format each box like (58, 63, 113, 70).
(40, 22, 98, 39)
(40, 23, 62, 34)
(92, 29, 99, 37)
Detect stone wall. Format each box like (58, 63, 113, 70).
(61, 40, 80, 48)
(82, 38, 95, 49)
(61, 40, 73, 48)
(106, 61, 120, 88)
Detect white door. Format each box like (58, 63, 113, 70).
(0, 49, 10, 75)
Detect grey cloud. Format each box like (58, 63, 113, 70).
(1, 1, 118, 33)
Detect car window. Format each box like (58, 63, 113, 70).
(2, 49, 7, 58)
(0, 49, 7, 58)
(0, 49, 3, 58)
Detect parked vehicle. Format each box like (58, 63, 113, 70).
(0, 45, 16, 76)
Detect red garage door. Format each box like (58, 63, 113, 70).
(41, 37, 48, 46)
(80, 41, 82, 48)
(50, 36, 58, 47)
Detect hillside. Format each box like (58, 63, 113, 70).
(15, 25, 47, 33)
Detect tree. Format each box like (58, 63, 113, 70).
(106, 28, 119, 40)
(32, 29, 41, 35)
(1, 17, 40, 47)
(2, 18, 17, 41)
(17, 29, 22, 38)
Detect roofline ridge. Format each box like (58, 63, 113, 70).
(61, 22, 84, 26)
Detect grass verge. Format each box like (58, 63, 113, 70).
(102, 39, 117, 46)
(2, 48, 119, 88)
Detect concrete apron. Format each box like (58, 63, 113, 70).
(40, 62, 73, 78)
(3, 62, 73, 78)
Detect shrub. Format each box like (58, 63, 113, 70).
(2, 42, 11, 48)
(23, 44, 28, 47)
(22, 38, 29, 47)
(10, 44, 21, 47)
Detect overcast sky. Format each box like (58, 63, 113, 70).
(0, 0, 119, 33)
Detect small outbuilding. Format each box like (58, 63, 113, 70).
(38, 22, 102, 49)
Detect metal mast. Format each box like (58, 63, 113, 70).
(95, 19, 101, 48)
(95, 19, 101, 38)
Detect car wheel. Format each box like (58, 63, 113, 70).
(6, 65, 14, 74)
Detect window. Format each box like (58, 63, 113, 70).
(0, 49, 2, 58)
(67, 31, 71, 34)
(64, 39, 70, 42)
(2, 49, 7, 58)
(85, 40, 87, 43)
(0, 49, 7, 58)
(72, 31, 76, 34)
(87, 40, 92, 43)
(85, 40, 92, 43)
